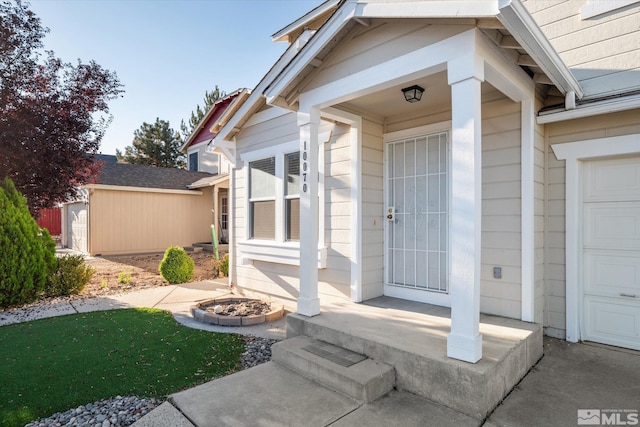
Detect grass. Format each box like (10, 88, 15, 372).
(0, 308, 245, 427)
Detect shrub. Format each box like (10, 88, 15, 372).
(219, 253, 229, 277)
(0, 177, 56, 307)
(46, 255, 95, 296)
(117, 271, 132, 284)
(159, 246, 194, 284)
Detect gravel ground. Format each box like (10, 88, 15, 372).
(25, 336, 278, 427)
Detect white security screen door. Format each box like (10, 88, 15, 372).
(386, 131, 449, 295)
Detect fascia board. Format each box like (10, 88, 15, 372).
(209, 89, 251, 134)
(265, 2, 358, 106)
(215, 35, 309, 142)
(84, 184, 202, 195)
(180, 104, 219, 152)
(271, 0, 341, 42)
(537, 94, 640, 124)
(497, 0, 584, 99)
(355, 1, 499, 18)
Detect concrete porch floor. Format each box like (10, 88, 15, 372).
(286, 296, 543, 419)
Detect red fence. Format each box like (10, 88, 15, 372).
(37, 207, 62, 236)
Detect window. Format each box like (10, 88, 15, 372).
(249, 157, 276, 240)
(285, 152, 300, 241)
(189, 152, 198, 172)
(238, 135, 329, 267)
(220, 196, 228, 230)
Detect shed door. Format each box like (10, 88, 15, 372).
(582, 156, 640, 350)
(385, 131, 449, 303)
(67, 203, 88, 253)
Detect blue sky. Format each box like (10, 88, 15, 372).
(29, 0, 323, 155)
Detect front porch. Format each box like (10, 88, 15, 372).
(283, 296, 542, 419)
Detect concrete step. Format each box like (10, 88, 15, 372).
(272, 335, 395, 403)
(285, 302, 543, 419)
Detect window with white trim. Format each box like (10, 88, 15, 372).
(239, 134, 329, 267)
(248, 157, 276, 240)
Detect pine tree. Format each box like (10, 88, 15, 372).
(117, 118, 185, 168)
(180, 86, 226, 140)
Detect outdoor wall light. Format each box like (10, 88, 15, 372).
(401, 85, 425, 103)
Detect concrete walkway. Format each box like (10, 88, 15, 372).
(0, 280, 286, 339)
(132, 336, 640, 427)
(2, 285, 638, 426)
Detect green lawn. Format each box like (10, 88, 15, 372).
(0, 308, 245, 427)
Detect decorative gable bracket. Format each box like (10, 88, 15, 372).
(207, 137, 238, 169)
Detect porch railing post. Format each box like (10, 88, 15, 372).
(297, 108, 321, 316)
(447, 53, 484, 363)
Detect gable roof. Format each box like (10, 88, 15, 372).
(215, 0, 582, 143)
(181, 89, 251, 152)
(92, 162, 214, 191)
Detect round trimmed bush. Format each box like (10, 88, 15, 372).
(159, 246, 194, 284)
(0, 177, 56, 307)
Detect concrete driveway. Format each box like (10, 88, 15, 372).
(485, 337, 640, 426)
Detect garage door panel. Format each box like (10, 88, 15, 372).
(584, 297, 640, 350)
(584, 156, 640, 202)
(583, 203, 640, 250)
(584, 251, 640, 296)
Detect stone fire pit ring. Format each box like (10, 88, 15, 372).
(190, 296, 285, 326)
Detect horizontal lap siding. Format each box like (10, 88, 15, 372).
(89, 189, 212, 256)
(384, 89, 524, 319)
(524, 0, 640, 97)
(361, 119, 385, 300)
(307, 21, 473, 92)
(544, 110, 640, 338)
(232, 110, 352, 307)
(480, 95, 522, 319)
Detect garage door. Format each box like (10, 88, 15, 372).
(582, 156, 640, 350)
(66, 203, 88, 253)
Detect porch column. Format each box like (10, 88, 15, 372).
(447, 54, 484, 363)
(297, 108, 320, 316)
(213, 185, 220, 244)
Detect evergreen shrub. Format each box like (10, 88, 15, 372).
(159, 246, 194, 284)
(46, 255, 95, 296)
(0, 177, 56, 307)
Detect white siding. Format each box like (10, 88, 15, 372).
(231, 109, 352, 308)
(306, 20, 473, 92)
(524, 0, 640, 97)
(361, 119, 385, 300)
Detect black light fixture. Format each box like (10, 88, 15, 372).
(401, 85, 425, 103)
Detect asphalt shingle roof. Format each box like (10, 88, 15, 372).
(95, 162, 214, 191)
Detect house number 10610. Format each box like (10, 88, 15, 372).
(302, 140, 308, 193)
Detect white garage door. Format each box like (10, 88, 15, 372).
(66, 203, 88, 253)
(582, 156, 640, 350)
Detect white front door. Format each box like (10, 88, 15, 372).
(582, 156, 640, 350)
(384, 131, 450, 305)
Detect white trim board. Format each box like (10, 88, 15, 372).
(551, 133, 640, 343)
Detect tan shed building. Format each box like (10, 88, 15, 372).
(62, 160, 217, 256)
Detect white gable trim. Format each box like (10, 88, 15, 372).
(551, 133, 640, 342)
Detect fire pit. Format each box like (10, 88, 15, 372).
(190, 295, 284, 326)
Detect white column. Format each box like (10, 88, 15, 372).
(447, 54, 484, 363)
(297, 108, 320, 316)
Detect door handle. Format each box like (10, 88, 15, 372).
(619, 293, 638, 298)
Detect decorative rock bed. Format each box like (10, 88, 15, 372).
(191, 296, 284, 326)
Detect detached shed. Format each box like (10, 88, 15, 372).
(62, 162, 216, 256)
